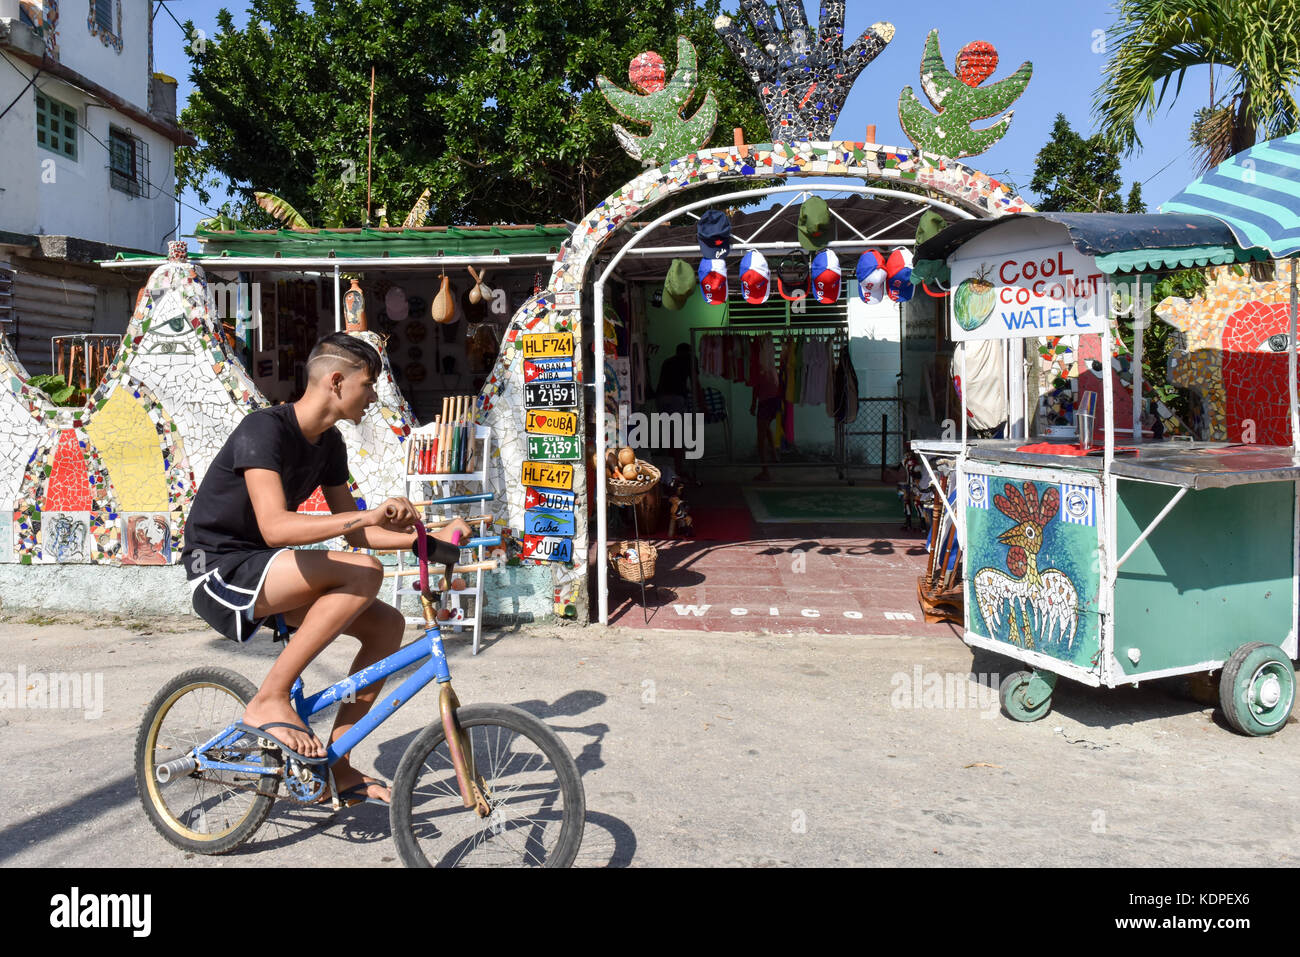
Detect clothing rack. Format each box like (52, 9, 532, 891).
(688, 323, 849, 475)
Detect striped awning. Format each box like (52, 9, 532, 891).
(1161, 134, 1300, 258)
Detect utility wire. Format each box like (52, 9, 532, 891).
(0, 50, 224, 226)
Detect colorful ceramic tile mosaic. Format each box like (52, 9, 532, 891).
(898, 31, 1032, 158)
(1157, 262, 1300, 443)
(715, 0, 894, 141)
(598, 37, 718, 165)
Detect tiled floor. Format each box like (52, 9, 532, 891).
(592, 469, 941, 634)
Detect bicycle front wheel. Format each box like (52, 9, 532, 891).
(391, 703, 584, 867)
(135, 667, 280, 855)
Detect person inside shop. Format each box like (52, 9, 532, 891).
(656, 342, 699, 485)
(750, 358, 783, 481)
(182, 332, 470, 808)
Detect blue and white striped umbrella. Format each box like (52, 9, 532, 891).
(1162, 133, 1300, 258)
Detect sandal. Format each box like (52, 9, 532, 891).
(335, 778, 391, 808)
(236, 720, 328, 765)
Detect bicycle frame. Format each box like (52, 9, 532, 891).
(187, 520, 489, 813)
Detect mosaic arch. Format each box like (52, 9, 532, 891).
(474, 140, 1032, 615)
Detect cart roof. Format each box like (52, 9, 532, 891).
(915, 212, 1260, 276)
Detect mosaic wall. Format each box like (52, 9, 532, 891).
(477, 139, 1029, 616)
(1156, 262, 1300, 443)
(0, 258, 412, 566)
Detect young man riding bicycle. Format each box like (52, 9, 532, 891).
(182, 333, 469, 807)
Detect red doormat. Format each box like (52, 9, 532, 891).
(685, 506, 757, 541)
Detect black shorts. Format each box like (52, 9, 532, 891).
(187, 548, 290, 643)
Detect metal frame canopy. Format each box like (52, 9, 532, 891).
(592, 181, 981, 625)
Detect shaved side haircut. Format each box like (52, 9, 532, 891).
(306, 332, 382, 383)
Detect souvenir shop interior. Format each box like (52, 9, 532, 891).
(587, 192, 965, 627)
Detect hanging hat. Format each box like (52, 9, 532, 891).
(811, 249, 841, 304)
(698, 257, 728, 305)
(797, 196, 832, 252)
(856, 250, 888, 304)
(739, 250, 770, 305)
(885, 248, 915, 303)
(697, 210, 733, 258)
(915, 210, 947, 248)
(662, 258, 695, 311)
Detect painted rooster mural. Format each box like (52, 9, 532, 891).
(973, 481, 1078, 650)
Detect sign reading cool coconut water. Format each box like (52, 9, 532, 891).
(950, 234, 1110, 342)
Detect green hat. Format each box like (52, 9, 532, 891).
(662, 259, 695, 310)
(797, 196, 832, 252)
(915, 210, 947, 248)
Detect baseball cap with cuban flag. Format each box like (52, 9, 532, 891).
(739, 250, 770, 305)
(885, 247, 915, 303)
(698, 257, 728, 305)
(856, 249, 888, 303)
(811, 249, 841, 304)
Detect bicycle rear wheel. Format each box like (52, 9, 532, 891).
(391, 703, 584, 867)
(135, 667, 280, 855)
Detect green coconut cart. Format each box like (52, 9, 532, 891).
(918, 177, 1300, 735)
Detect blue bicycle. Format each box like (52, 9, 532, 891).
(134, 522, 585, 867)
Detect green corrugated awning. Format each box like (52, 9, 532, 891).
(1094, 243, 1268, 275)
(190, 224, 571, 258)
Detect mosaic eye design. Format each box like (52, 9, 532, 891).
(1261, 333, 1290, 353)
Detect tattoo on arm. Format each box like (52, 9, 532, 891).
(343, 519, 360, 530)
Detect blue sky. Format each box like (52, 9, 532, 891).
(153, 0, 1212, 235)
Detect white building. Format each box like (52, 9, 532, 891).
(0, 0, 191, 374)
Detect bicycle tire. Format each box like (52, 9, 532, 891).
(135, 666, 280, 855)
(390, 703, 585, 867)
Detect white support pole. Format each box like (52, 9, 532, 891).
(1102, 317, 1115, 471)
(595, 278, 610, 626)
(1132, 276, 1144, 444)
(334, 264, 342, 332)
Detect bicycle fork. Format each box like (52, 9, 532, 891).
(422, 593, 492, 817)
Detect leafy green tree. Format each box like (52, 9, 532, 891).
(1093, 0, 1300, 171)
(1029, 114, 1143, 212)
(177, 0, 767, 228)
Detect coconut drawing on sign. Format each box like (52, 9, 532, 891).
(954, 264, 996, 331)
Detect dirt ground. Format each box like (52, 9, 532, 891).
(1, 610, 1296, 868)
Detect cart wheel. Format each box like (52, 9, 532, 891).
(1218, 642, 1296, 737)
(999, 670, 1053, 722)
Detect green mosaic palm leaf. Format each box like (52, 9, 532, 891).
(898, 30, 1032, 159)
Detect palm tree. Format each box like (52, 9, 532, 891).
(1093, 0, 1300, 172)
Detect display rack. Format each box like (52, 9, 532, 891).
(689, 322, 849, 476)
(391, 423, 493, 654)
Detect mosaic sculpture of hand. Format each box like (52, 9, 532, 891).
(714, 0, 894, 141)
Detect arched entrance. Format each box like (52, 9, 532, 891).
(475, 140, 1032, 623)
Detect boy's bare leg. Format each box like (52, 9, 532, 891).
(241, 550, 385, 758)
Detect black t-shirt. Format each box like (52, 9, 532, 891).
(181, 404, 349, 576)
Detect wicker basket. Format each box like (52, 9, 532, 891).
(608, 540, 657, 583)
(607, 460, 661, 505)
